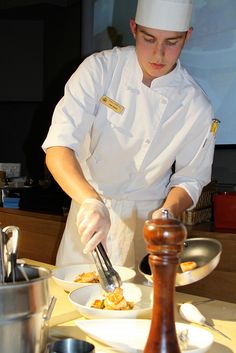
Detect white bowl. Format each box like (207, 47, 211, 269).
(52, 264, 136, 292)
(75, 319, 214, 353)
(69, 283, 153, 319)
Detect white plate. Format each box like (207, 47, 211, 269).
(69, 283, 153, 319)
(52, 264, 136, 292)
(75, 319, 213, 353)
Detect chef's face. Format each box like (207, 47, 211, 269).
(130, 19, 192, 86)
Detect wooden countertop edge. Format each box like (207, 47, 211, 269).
(0, 207, 67, 222)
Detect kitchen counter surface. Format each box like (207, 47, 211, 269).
(24, 259, 236, 353)
(0, 206, 67, 221)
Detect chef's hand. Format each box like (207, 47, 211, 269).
(76, 198, 111, 254)
(152, 208, 174, 219)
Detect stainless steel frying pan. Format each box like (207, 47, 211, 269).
(139, 238, 222, 286)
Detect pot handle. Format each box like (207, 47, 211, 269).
(43, 296, 57, 321)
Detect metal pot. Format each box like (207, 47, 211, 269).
(139, 237, 222, 286)
(0, 265, 52, 353)
(47, 338, 95, 353)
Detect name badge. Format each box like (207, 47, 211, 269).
(100, 95, 124, 114)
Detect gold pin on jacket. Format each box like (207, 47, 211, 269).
(211, 118, 220, 136)
(100, 95, 124, 114)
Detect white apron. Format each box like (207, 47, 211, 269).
(56, 197, 163, 269)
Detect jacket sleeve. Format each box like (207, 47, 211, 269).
(42, 52, 109, 158)
(168, 98, 216, 209)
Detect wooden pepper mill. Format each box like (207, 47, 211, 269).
(143, 209, 187, 353)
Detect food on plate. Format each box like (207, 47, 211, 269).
(74, 271, 100, 283)
(91, 287, 134, 310)
(179, 261, 197, 273)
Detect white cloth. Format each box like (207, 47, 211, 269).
(43, 46, 215, 268)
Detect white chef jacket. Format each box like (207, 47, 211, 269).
(42, 46, 215, 269)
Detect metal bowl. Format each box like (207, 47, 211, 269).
(139, 238, 222, 286)
(47, 338, 95, 353)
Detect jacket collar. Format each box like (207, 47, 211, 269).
(123, 47, 182, 92)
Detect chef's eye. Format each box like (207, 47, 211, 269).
(144, 36, 155, 43)
(166, 40, 178, 46)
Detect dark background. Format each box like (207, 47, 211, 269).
(0, 0, 81, 181)
(0, 1, 82, 213)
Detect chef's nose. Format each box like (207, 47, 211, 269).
(153, 43, 165, 60)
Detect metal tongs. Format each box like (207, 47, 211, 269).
(91, 243, 122, 292)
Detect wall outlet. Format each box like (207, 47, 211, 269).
(0, 163, 21, 178)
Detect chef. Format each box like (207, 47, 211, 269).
(42, 0, 216, 269)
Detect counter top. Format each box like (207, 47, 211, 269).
(23, 259, 236, 353)
(0, 206, 67, 221)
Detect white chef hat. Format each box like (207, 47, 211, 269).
(135, 0, 194, 32)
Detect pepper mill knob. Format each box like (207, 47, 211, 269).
(143, 209, 187, 353)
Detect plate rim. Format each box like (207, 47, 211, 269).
(52, 263, 136, 284)
(75, 319, 214, 353)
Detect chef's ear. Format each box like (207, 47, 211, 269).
(185, 27, 193, 43)
(130, 18, 137, 39)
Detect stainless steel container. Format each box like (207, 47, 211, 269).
(47, 338, 95, 353)
(0, 265, 51, 353)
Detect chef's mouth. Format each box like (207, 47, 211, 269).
(150, 62, 165, 69)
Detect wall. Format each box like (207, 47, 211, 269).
(180, 0, 236, 146)
(0, 2, 81, 180)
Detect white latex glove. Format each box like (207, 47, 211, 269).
(76, 198, 111, 254)
(152, 208, 174, 219)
